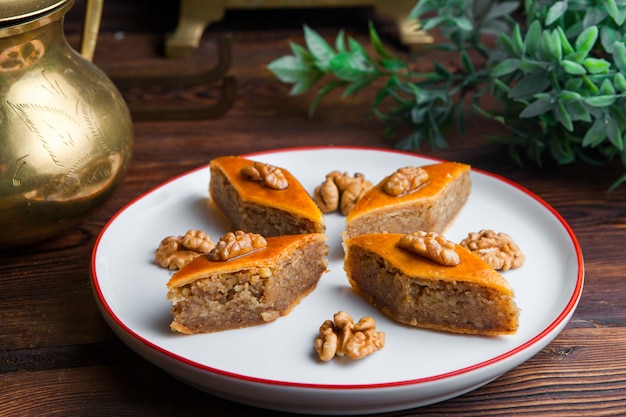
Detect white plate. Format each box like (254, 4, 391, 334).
(91, 146, 584, 415)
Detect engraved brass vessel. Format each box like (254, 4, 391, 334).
(0, 0, 133, 248)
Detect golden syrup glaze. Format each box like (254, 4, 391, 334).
(167, 233, 327, 289)
(209, 156, 324, 224)
(344, 233, 514, 295)
(346, 162, 471, 222)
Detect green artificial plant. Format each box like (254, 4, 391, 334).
(267, 0, 626, 190)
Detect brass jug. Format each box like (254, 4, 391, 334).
(0, 0, 133, 248)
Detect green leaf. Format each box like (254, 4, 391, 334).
(559, 90, 582, 102)
(600, 79, 616, 96)
(613, 42, 626, 73)
(499, 33, 519, 57)
(557, 26, 575, 55)
(421, 16, 448, 31)
(600, 26, 620, 53)
(410, 106, 428, 124)
(519, 96, 554, 118)
(518, 59, 550, 72)
(492, 78, 512, 95)
(556, 99, 574, 131)
(562, 60, 586, 75)
(409, 0, 438, 20)
(434, 62, 452, 78)
(290, 75, 323, 95)
(329, 51, 375, 82)
(289, 42, 314, 63)
(606, 0, 623, 25)
(551, 29, 563, 61)
(575, 26, 599, 55)
(509, 72, 551, 100)
(511, 24, 525, 56)
(545, 1, 567, 26)
(548, 132, 575, 164)
(461, 51, 475, 76)
(565, 50, 590, 63)
(583, 9, 605, 28)
(491, 58, 521, 76)
(335, 30, 346, 53)
(610, 104, 626, 130)
(582, 74, 600, 94)
(564, 78, 583, 91)
(380, 58, 408, 71)
(605, 116, 624, 150)
(368, 21, 393, 60)
(485, 1, 520, 20)
(585, 95, 618, 107)
(371, 78, 394, 109)
(608, 172, 626, 192)
(614, 73, 626, 92)
(538, 30, 556, 61)
(347, 37, 368, 59)
(525, 20, 542, 57)
(451, 17, 474, 32)
(582, 118, 607, 147)
(566, 100, 592, 122)
(267, 56, 305, 83)
(308, 80, 345, 117)
(303, 25, 335, 71)
(343, 78, 374, 97)
(267, 55, 323, 94)
(583, 58, 611, 74)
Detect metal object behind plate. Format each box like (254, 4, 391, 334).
(165, 0, 433, 58)
(0, 0, 68, 22)
(0, 0, 133, 248)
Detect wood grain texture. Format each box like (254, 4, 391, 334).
(1, 2, 625, 416)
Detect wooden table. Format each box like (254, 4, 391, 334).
(2, 5, 626, 416)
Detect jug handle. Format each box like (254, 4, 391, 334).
(80, 0, 103, 62)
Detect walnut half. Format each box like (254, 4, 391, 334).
(155, 229, 215, 270)
(208, 230, 267, 261)
(313, 171, 373, 215)
(314, 311, 385, 361)
(313, 175, 340, 213)
(383, 166, 429, 196)
(241, 162, 288, 190)
(460, 229, 525, 271)
(397, 231, 461, 266)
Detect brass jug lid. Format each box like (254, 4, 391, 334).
(0, 0, 70, 24)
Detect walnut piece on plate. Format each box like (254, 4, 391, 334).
(314, 311, 385, 362)
(460, 229, 525, 271)
(313, 171, 373, 215)
(156, 229, 215, 270)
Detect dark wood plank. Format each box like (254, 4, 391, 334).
(2, 328, 625, 416)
